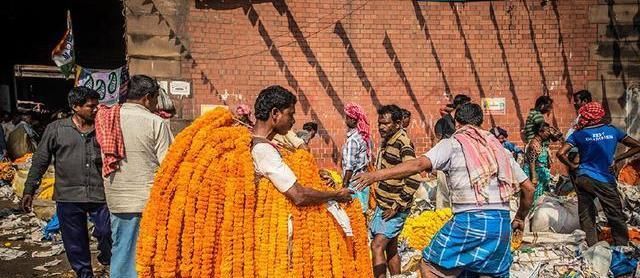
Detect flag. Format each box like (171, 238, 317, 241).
(51, 11, 75, 78)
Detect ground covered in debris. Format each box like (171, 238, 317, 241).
(0, 192, 106, 277)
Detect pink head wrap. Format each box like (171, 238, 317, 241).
(344, 103, 371, 143)
(236, 104, 252, 116)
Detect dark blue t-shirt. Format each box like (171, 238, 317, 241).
(566, 124, 627, 183)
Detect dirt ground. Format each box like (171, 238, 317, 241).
(0, 199, 108, 278)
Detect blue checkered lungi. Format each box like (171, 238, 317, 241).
(422, 210, 512, 277)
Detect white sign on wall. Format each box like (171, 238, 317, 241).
(481, 97, 506, 115)
(170, 81, 191, 96)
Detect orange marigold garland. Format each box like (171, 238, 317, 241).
(136, 108, 372, 278)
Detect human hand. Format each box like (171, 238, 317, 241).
(382, 207, 399, 220)
(334, 188, 353, 203)
(511, 218, 525, 233)
(352, 172, 378, 191)
(319, 171, 336, 188)
(21, 194, 33, 213)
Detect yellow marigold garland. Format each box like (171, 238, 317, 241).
(400, 208, 453, 250)
(137, 108, 372, 277)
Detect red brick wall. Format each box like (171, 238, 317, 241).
(180, 0, 596, 171)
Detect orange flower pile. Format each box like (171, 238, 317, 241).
(136, 108, 372, 277)
(618, 158, 640, 186)
(0, 162, 15, 181)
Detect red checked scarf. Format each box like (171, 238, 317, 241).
(576, 102, 606, 130)
(95, 104, 125, 177)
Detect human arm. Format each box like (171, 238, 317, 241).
(155, 120, 174, 163)
(615, 136, 640, 163)
(22, 124, 56, 212)
(352, 156, 431, 191)
(556, 142, 578, 171)
(298, 143, 310, 151)
(353, 139, 453, 190)
(525, 144, 539, 184)
(253, 143, 351, 206)
(342, 170, 353, 189)
(283, 183, 352, 206)
(393, 144, 423, 213)
(341, 136, 365, 188)
(512, 179, 535, 232)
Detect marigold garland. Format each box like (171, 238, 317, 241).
(136, 108, 373, 277)
(400, 208, 453, 250)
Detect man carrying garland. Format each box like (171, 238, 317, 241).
(354, 103, 535, 278)
(251, 85, 352, 206)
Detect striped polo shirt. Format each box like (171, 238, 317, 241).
(523, 109, 545, 142)
(375, 129, 422, 211)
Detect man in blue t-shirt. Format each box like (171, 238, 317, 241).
(558, 102, 640, 246)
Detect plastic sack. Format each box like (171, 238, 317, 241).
(43, 214, 60, 240)
(610, 247, 638, 277)
(529, 194, 580, 233)
(12, 167, 54, 200)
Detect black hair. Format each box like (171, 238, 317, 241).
(302, 122, 318, 132)
(68, 87, 100, 109)
(455, 103, 483, 126)
(401, 108, 411, 118)
(254, 85, 297, 121)
(491, 126, 508, 138)
(534, 96, 554, 111)
(377, 104, 403, 122)
(573, 90, 592, 103)
(127, 75, 160, 100)
(532, 121, 550, 135)
(453, 94, 471, 108)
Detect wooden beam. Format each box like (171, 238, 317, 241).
(589, 4, 639, 24)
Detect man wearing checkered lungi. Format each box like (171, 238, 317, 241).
(354, 103, 535, 277)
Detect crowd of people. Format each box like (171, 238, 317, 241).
(6, 80, 640, 278)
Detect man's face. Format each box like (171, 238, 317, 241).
(573, 97, 588, 111)
(273, 106, 295, 135)
(497, 134, 506, 143)
(73, 98, 99, 121)
(144, 93, 159, 112)
(378, 113, 400, 139)
(345, 116, 357, 129)
(402, 116, 410, 128)
(541, 103, 553, 114)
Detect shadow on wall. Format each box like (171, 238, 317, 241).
(411, 0, 452, 98)
(334, 20, 383, 109)
(382, 32, 435, 139)
(449, 2, 496, 127)
(522, 0, 550, 96)
(194, 0, 343, 162)
(243, 3, 343, 162)
(490, 2, 524, 129)
(550, 0, 574, 101)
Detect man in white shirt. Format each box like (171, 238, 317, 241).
(251, 85, 352, 205)
(103, 75, 174, 278)
(354, 103, 534, 278)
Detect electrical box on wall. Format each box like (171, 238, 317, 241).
(169, 81, 191, 97)
(156, 80, 191, 97)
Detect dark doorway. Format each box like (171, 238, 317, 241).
(1, 0, 127, 114)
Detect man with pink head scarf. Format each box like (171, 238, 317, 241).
(342, 103, 372, 213)
(235, 104, 254, 127)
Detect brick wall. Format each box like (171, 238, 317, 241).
(134, 0, 600, 171)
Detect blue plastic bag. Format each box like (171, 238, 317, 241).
(610, 248, 639, 277)
(42, 214, 60, 240)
